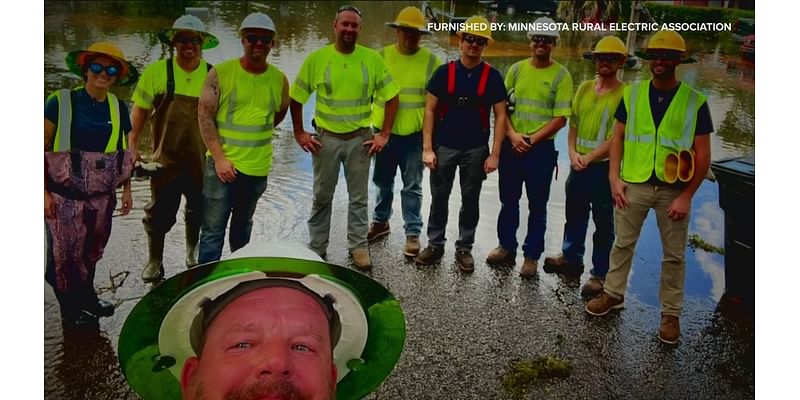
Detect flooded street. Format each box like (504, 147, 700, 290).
(44, 1, 754, 398)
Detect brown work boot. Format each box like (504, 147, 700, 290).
(404, 236, 421, 257)
(367, 221, 390, 242)
(659, 314, 681, 345)
(580, 276, 605, 298)
(585, 292, 624, 316)
(350, 248, 372, 271)
(415, 245, 444, 265)
(486, 246, 515, 267)
(519, 257, 538, 277)
(455, 249, 475, 273)
(543, 253, 584, 275)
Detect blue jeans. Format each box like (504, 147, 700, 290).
(497, 139, 557, 259)
(426, 144, 488, 250)
(198, 157, 268, 263)
(372, 132, 423, 236)
(561, 160, 614, 278)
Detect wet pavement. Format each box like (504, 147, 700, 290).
(44, 1, 755, 399)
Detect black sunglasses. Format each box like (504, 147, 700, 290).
(87, 62, 120, 77)
(337, 5, 362, 17)
(174, 35, 203, 45)
(531, 35, 555, 45)
(462, 35, 488, 46)
(595, 54, 623, 63)
(245, 34, 273, 44)
(647, 51, 682, 61)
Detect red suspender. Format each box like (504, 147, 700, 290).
(478, 62, 491, 129)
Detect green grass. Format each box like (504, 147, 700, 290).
(501, 356, 574, 399)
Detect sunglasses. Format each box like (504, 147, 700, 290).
(174, 35, 203, 45)
(245, 34, 273, 44)
(595, 54, 623, 63)
(647, 51, 682, 61)
(337, 5, 362, 17)
(531, 35, 555, 45)
(87, 62, 121, 77)
(462, 35, 488, 46)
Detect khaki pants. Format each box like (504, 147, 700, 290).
(604, 182, 690, 317)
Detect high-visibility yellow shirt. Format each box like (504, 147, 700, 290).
(505, 59, 573, 136)
(571, 79, 625, 155)
(371, 45, 441, 135)
(290, 44, 401, 134)
(213, 58, 285, 177)
(132, 59, 209, 108)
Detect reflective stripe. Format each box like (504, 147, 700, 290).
(401, 87, 426, 95)
(509, 63, 520, 86)
(317, 97, 371, 107)
(626, 82, 641, 137)
(514, 111, 551, 123)
(324, 64, 332, 95)
(105, 94, 122, 152)
(680, 90, 698, 148)
(374, 73, 392, 93)
(316, 109, 371, 122)
(217, 121, 274, 132)
(56, 89, 72, 151)
(426, 53, 436, 78)
(548, 67, 567, 109)
(553, 100, 571, 109)
(361, 62, 369, 98)
(226, 88, 237, 123)
(516, 98, 549, 107)
(220, 137, 272, 147)
(596, 107, 610, 142)
(397, 101, 426, 109)
(295, 79, 311, 94)
(577, 137, 602, 149)
(626, 133, 654, 143)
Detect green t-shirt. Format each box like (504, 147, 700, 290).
(505, 59, 573, 136)
(132, 59, 209, 109)
(290, 44, 401, 134)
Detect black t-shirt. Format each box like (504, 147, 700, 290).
(614, 81, 713, 185)
(427, 60, 507, 150)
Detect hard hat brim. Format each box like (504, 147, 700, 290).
(118, 256, 406, 400)
(160, 28, 220, 50)
(386, 21, 432, 34)
(65, 49, 139, 86)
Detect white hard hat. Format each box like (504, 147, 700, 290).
(240, 12, 276, 34)
(527, 17, 560, 39)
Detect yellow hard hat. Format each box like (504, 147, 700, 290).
(646, 30, 686, 53)
(593, 36, 627, 56)
(65, 42, 139, 86)
(457, 15, 493, 42)
(387, 6, 431, 34)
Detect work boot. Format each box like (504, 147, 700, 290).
(69, 310, 99, 327)
(543, 253, 584, 275)
(351, 248, 372, 271)
(659, 314, 681, 345)
(519, 257, 538, 278)
(581, 276, 605, 298)
(85, 299, 115, 318)
(415, 245, 444, 265)
(455, 249, 475, 273)
(585, 292, 625, 316)
(142, 234, 165, 283)
(185, 221, 201, 268)
(404, 236, 421, 257)
(367, 221, 390, 242)
(486, 246, 515, 267)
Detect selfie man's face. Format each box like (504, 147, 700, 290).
(181, 287, 337, 400)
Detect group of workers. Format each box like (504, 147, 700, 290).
(44, 3, 711, 355)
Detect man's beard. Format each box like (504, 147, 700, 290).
(188, 377, 335, 400)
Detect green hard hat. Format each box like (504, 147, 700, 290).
(118, 242, 405, 400)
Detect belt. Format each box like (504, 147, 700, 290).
(317, 127, 368, 140)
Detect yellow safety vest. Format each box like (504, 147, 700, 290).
(214, 59, 284, 177)
(572, 79, 625, 155)
(371, 45, 440, 135)
(621, 80, 705, 183)
(505, 60, 572, 136)
(51, 89, 123, 152)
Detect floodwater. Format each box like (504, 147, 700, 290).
(44, 1, 754, 399)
